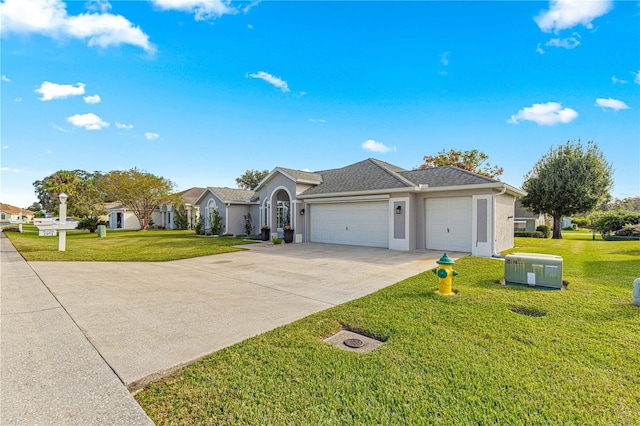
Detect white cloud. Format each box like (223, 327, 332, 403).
(535, 0, 612, 33)
(0, 0, 154, 52)
(1, 167, 21, 173)
(595, 98, 629, 111)
(545, 34, 580, 49)
(52, 123, 69, 132)
(362, 139, 395, 153)
(536, 43, 545, 54)
(248, 71, 290, 92)
(309, 118, 326, 123)
(508, 102, 578, 125)
(145, 132, 160, 140)
(35, 81, 85, 101)
(66, 112, 109, 130)
(3, 145, 9, 150)
(633, 70, 640, 85)
(14, 97, 22, 102)
(115, 121, 133, 129)
(83, 94, 101, 104)
(440, 51, 450, 66)
(1, 75, 10, 82)
(611, 76, 627, 85)
(151, 0, 236, 21)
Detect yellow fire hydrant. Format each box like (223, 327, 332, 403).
(432, 253, 459, 295)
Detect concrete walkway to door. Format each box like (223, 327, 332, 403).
(21, 242, 464, 396)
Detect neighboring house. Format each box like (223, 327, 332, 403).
(560, 217, 573, 229)
(194, 187, 258, 235)
(106, 187, 206, 230)
(105, 202, 143, 230)
(514, 200, 546, 232)
(157, 187, 205, 230)
(1, 203, 35, 225)
(196, 158, 525, 256)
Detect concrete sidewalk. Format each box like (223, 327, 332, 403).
(0, 234, 153, 425)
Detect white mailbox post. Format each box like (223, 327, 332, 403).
(33, 193, 78, 251)
(9, 208, 28, 232)
(58, 193, 68, 251)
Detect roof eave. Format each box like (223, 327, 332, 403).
(417, 182, 526, 197)
(298, 187, 413, 199)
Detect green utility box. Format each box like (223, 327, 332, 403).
(97, 225, 107, 237)
(504, 253, 563, 289)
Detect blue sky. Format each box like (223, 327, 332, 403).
(1, 0, 639, 209)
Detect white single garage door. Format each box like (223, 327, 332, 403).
(310, 202, 389, 248)
(426, 197, 472, 252)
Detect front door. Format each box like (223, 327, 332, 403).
(472, 195, 492, 257)
(276, 200, 290, 237)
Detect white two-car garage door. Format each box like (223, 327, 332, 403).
(310, 201, 389, 248)
(426, 197, 472, 252)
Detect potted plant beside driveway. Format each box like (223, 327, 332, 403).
(283, 225, 294, 243)
(261, 225, 271, 241)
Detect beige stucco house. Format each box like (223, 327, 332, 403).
(196, 158, 525, 256)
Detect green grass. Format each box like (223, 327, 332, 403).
(136, 234, 640, 424)
(4, 226, 255, 261)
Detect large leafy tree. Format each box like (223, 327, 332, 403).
(418, 148, 503, 178)
(100, 168, 177, 230)
(236, 169, 269, 190)
(521, 140, 613, 239)
(33, 170, 105, 217)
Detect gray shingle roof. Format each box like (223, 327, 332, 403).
(177, 187, 206, 205)
(208, 187, 256, 203)
(300, 158, 413, 196)
(398, 166, 498, 188)
(277, 167, 323, 184)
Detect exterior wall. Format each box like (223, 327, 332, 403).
(151, 209, 163, 229)
(247, 205, 260, 235)
(226, 204, 253, 235)
(495, 193, 516, 254)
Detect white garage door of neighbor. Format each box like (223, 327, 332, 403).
(310, 202, 389, 248)
(426, 197, 472, 252)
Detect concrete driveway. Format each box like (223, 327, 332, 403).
(29, 243, 463, 391)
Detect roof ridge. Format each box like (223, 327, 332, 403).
(440, 165, 499, 182)
(368, 158, 416, 188)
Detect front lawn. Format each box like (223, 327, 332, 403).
(4, 227, 255, 261)
(136, 234, 640, 424)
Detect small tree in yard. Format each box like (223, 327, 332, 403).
(521, 140, 613, 239)
(99, 168, 178, 231)
(173, 207, 189, 230)
(244, 213, 253, 236)
(208, 208, 223, 235)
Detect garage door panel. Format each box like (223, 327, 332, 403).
(310, 202, 389, 248)
(426, 197, 472, 252)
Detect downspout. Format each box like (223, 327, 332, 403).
(492, 186, 507, 258)
(226, 203, 231, 235)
